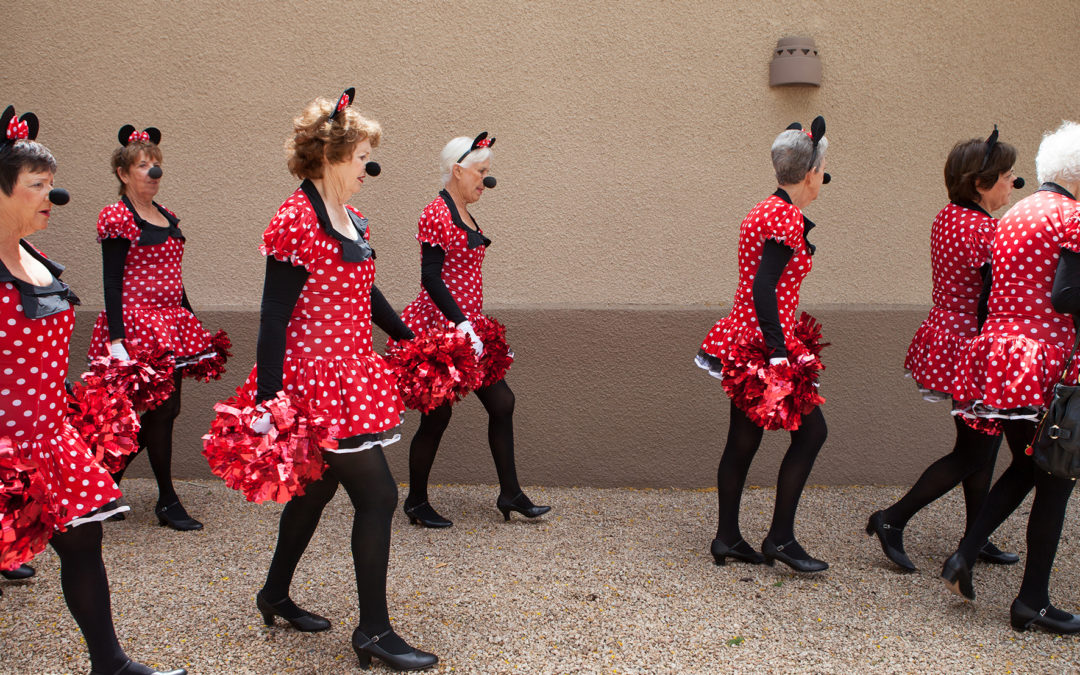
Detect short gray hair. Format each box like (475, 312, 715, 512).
(440, 136, 493, 186)
(1035, 121, 1080, 186)
(771, 129, 828, 185)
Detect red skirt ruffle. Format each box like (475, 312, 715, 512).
(958, 333, 1080, 413)
(89, 306, 226, 381)
(202, 391, 336, 503)
(904, 321, 970, 400)
(180, 329, 231, 382)
(385, 330, 482, 412)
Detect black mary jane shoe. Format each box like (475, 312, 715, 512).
(403, 500, 453, 528)
(352, 628, 438, 671)
(761, 537, 829, 573)
(496, 492, 552, 522)
(1, 564, 35, 580)
(940, 552, 975, 601)
(710, 537, 765, 566)
(155, 501, 203, 531)
(978, 541, 1020, 566)
(256, 591, 331, 632)
(89, 659, 187, 675)
(865, 511, 916, 572)
(1010, 598, 1080, 634)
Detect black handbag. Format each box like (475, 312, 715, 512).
(1029, 333, 1080, 480)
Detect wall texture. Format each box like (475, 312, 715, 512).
(6, 1, 1080, 486)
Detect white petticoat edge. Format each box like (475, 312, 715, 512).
(65, 500, 130, 529)
(175, 350, 221, 368)
(694, 353, 724, 380)
(951, 403, 1042, 422)
(903, 371, 952, 403)
(324, 433, 402, 455)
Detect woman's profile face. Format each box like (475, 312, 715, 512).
(454, 157, 491, 204)
(978, 168, 1016, 213)
(0, 168, 56, 234)
(118, 151, 162, 198)
(326, 139, 373, 194)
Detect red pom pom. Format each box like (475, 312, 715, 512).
(85, 347, 176, 411)
(66, 380, 141, 474)
(386, 330, 482, 412)
(0, 438, 60, 571)
(959, 413, 1002, 436)
(721, 313, 827, 431)
(183, 329, 231, 382)
(202, 392, 337, 504)
(471, 314, 514, 388)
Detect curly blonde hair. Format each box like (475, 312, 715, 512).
(286, 97, 381, 180)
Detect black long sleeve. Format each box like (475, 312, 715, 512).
(181, 287, 193, 312)
(100, 237, 131, 341)
(1052, 248, 1080, 317)
(753, 239, 795, 358)
(976, 263, 992, 331)
(255, 257, 309, 402)
(420, 243, 467, 325)
(371, 285, 415, 341)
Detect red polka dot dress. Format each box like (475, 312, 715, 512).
(905, 202, 998, 401)
(237, 185, 404, 447)
(88, 198, 217, 370)
(0, 242, 124, 560)
(958, 187, 1080, 418)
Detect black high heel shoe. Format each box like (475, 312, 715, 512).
(710, 537, 764, 565)
(256, 591, 331, 632)
(89, 659, 187, 675)
(1010, 598, 1080, 633)
(352, 627, 438, 671)
(865, 511, 915, 572)
(496, 492, 551, 521)
(761, 537, 828, 573)
(940, 552, 975, 601)
(403, 501, 453, 528)
(155, 501, 203, 531)
(978, 540, 1020, 565)
(1, 564, 35, 580)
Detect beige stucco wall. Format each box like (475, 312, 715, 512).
(5, 1, 1080, 486)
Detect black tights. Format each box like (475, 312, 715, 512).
(49, 522, 127, 673)
(955, 419, 1077, 610)
(715, 401, 828, 545)
(883, 415, 1001, 533)
(405, 379, 521, 505)
(261, 446, 407, 647)
(112, 371, 183, 508)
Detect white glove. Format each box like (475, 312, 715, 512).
(457, 320, 484, 357)
(769, 356, 789, 366)
(109, 342, 130, 361)
(251, 407, 273, 435)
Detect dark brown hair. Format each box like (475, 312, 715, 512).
(111, 141, 163, 196)
(286, 96, 381, 180)
(945, 137, 1017, 203)
(0, 140, 57, 196)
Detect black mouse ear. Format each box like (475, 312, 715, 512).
(810, 116, 826, 144)
(329, 87, 355, 121)
(19, 113, 38, 141)
(144, 127, 161, 145)
(118, 124, 136, 146)
(0, 106, 15, 138)
(786, 122, 803, 131)
(986, 124, 999, 147)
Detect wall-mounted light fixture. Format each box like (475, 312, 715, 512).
(769, 37, 821, 87)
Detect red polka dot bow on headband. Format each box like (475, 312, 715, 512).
(456, 132, 497, 163)
(329, 87, 356, 122)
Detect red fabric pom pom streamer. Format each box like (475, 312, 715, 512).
(183, 329, 231, 382)
(0, 438, 60, 571)
(386, 330, 482, 412)
(471, 314, 514, 388)
(66, 379, 141, 474)
(202, 391, 337, 504)
(85, 347, 176, 411)
(721, 312, 828, 431)
(958, 412, 1002, 436)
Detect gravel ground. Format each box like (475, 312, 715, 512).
(2, 479, 1080, 674)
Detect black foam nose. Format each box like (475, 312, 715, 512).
(148, 166, 163, 179)
(822, 172, 832, 185)
(365, 162, 381, 177)
(1013, 176, 1025, 189)
(483, 176, 497, 189)
(48, 188, 70, 205)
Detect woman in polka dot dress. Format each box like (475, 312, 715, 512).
(0, 106, 185, 675)
(88, 126, 226, 531)
(243, 90, 437, 671)
(397, 133, 550, 528)
(940, 121, 1080, 634)
(867, 130, 1022, 572)
(696, 118, 830, 573)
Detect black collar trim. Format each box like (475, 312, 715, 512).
(121, 195, 184, 246)
(300, 180, 374, 263)
(439, 190, 491, 249)
(1038, 182, 1078, 201)
(0, 240, 80, 319)
(771, 189, 815, 256)
(952, 199, 993, 218)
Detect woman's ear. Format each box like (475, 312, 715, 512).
(116, 165, 129, 185)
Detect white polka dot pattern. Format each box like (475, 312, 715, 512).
(904, 203, 997, 398)
(699, 195, 813, 361)
(0, 267, 122, 528)
(243, 189, 404, 439)
(88, 201, 216, 365)
(958, 191, 1080, 410)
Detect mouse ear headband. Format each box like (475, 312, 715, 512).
(325, 87, 381, 177)
(1, 105, 39, 148)
(118, 124, 161, 146)
(785, 116, 830, 184)
(456, 132, 497, 188)
(980, 124, 1025, 189)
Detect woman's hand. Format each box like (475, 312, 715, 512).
(457, 320, 484, 356)
(769, 356, 789, 366)
(251, 405, 273, 435)
(109, 341, 130, 361)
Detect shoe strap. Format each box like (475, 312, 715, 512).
(355, 628, 393, 650)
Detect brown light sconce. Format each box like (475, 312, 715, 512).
(769, 37, 821, 87)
